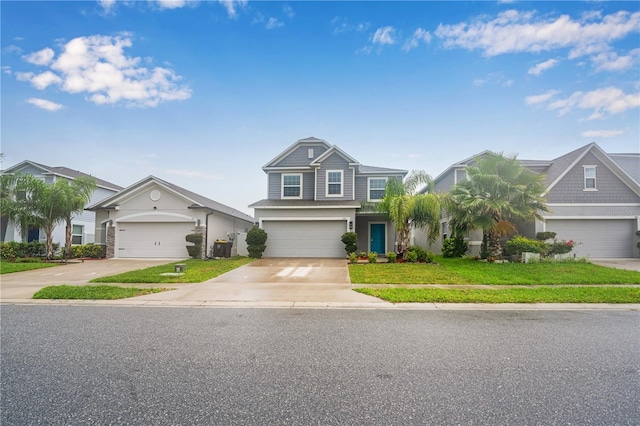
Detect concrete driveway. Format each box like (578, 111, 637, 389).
(132, 258, 383, 305)
(589, 258, 640, 272)
(0, 259, 174, 300)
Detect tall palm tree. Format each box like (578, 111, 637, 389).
(367, 170, 441, 258)
(447, 153, 549, 259)
(61, 176, 96, 258)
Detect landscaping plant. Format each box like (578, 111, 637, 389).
(246, 226, 268, 259)
(341, 232, 357, 256)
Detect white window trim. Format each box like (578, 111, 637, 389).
(281, 173, 303, 199)
(72, 224, 84, 245)
(367, 177, 387, 202)
(326, 170, 343, 198)
(583, 165, 597, 191)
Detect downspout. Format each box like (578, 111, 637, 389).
(205, 209, 214, 259)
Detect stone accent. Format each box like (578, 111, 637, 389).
(106, 225, 115, 258)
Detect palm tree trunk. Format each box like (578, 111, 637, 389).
(64, 217, 72, 259)
(486, 228, 503, 259)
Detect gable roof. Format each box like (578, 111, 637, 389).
(310, 145, 359, 166)
(357, 165, 408, 175)
(263, 137, 332, 169)
(87, 175, 254, 223)
(2, 160, 123, 191)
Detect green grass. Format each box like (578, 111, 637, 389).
(355, 286, 640, 304)
(90, 257, 253, 283)
(33, 285, 170, 300)
(349, 257, 640, 285)
(0, 260, 59, 274)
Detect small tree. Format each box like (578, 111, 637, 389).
(246, 226, 268, 258)
(341, 232, 357, 255)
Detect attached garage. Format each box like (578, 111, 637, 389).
(262, 220, 347, 258)
(546, 219, 636, 258)
(116, 222, 195, 258)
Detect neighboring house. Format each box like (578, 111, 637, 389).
(88, 176, 254, 259)
(1, 160, 123, 246)
(415, 143, 640, 258)
(249, 137, 408, 258)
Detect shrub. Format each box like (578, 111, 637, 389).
(505, 236, 546, 255)
(536, 231, 557, 241)
(547, 240, 578, 255)
(0, 241, 57, 258)
(367, 252, 378, 263)
(408, 245, 433, 263)
(185, 233, 204, 259)
(442, 236, 468, 258)
(406, 251, 418, 263)
(349, 252, 357, 264)
(358, 251, 367, 258)
(70, 244, 105, 259)
(386, 252, 397, 263)
(341, 232, 357, 256)
(246, 226, 268, 259)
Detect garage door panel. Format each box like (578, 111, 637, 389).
(546, 219, 635, 258)
(263, 221, 346, 258)
(117, 222, 193, 258)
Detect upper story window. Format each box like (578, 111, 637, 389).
(583, 166, 597, 191)
(308, 148, 314, 159)
(326, 170, 343, 197)
(368, 177, 387, 201)
(282, 173, 302, 198)
(455, 169, 467, 183)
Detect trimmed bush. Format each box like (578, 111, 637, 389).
(349, 252, 358, 264)
(367, 252, 378, 263)
(0, 241, 58, 259)
(442, 237, 468, 258)
(386, 252, 397, 263)
(536, 231, 557, 241)
(70, 243, 105, 259)
(406, 251, 418, 263)
(185, 233, 204, 259)
(505, 236, 546, 255)
(408, 245, 433, 263)
(246, 226, 268, 259)
(341, 232, 357, 256)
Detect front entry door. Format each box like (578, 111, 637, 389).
(370, 223, 385, 254)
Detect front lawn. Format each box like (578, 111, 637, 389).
(355, 287, 640, 304)
(349, 257, 640, 285)
(33, 285, 170, 300)
(0, 260, 59, 274)
(90, 257, 253, 283)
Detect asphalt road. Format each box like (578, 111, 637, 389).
(2, 306, 639, 425)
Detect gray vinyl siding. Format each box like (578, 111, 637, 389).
(13, 164, 45, 176)
(354, 176, 368, 200)
(434, 169, 456, 193)
(268, 172, 314, 200)
(547, 152, 640, 204)
(316, 153, 353, 201)
(273, 145, 328, 167)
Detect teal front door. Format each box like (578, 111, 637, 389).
(370, 223, 385, 254)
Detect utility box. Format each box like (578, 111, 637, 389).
(174, 263, 186, 272)
(213, 241, 232, 258)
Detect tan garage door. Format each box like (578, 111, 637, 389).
(262, 221, 346, 258)
(546, 219, 636, 258)
(117, 222, 194, 258)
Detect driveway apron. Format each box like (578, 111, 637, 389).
(132, 258, 384, 304)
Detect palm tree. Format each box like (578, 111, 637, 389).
(60, 176, 96, 258)
(367, 170, 441, 258)
(447, 153, 549, 259)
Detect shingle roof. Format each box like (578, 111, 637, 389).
(249, 199, 361, 208)
(609, 153, 640, 184)
(357, 165, 408, 175)
(3, 160, 123, 191)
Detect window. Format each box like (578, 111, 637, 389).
(442, 222, 448, 239)
(455, 169, 467, 183)
(282, 174, 302, 198)
(326, 170, 343, 197)
(72, 225, 83, 245)
(368, 178, 387, 201)
(308, 148, 314, 159)
(584, 166, 597, 190)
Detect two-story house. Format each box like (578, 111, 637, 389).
(1, 161, 123, 246)
(249, 137, 408, 258)
(415, 143, 640, 258)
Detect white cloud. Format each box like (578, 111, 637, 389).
(3, 45, 23, 55)
(591, 48, 639, 72)
(528, 58, 559, 76)
(17, 34, 191, 108)
(435, 10, 640, 70)
(372, 26, 396, 45)
(166, 169, 223, 179)
(531, 87, 639, 119)
(331, 17, 370, 35)
(27, 98, 63, 111)
(23, 48, 55, 66)
(525, 89, 560, 105)
(2, 66, 11, 75)
(218, 0, 247, 18)
(473, 72, 514, 88)
(283, 5, 294, 19)
(266, 17, 284, 30)
(157, 0, 189, 10)
(581, 129, 624, 138)
(97, 0, 116, 13)
(402, 28, 432, 52)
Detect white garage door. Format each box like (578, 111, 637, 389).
(117, 222, 194, 258)
(546, 219, 636, 258)
(262, 221, 346, 258)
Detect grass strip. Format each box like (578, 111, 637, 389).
(33, 285, 170, 300)
(349, 257, 640, 285)
(1, 261, 58, 274)
(90, 257, 253, 283)
(354, 286, 640, 304)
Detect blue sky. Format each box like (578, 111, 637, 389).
(1, 1, 639, 215)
